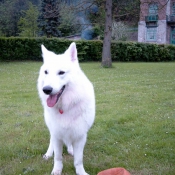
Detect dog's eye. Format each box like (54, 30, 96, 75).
(58, 71, 65, 75)
(44, 70, 48, 74)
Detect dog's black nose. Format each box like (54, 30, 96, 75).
(43, 86, 53, 95)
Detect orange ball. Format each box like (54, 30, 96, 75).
(97, 167, 131, 175)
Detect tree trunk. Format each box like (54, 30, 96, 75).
(102, 0, 112, 68)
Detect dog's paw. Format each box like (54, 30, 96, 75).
(43, 154, 52, 160)
(76, 173, 89, 175)
(51, 169, 62, 175)
(76, 169, 89, 175)
(75, 165, 89, 175)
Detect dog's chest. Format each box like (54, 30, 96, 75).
(45, 111, 88, 139)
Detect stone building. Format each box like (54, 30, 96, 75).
(138, 0, 175, 44)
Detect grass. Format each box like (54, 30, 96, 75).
(0, 62, 175, 175)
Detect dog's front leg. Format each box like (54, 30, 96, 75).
(51, 139, 63, 175)
(73, 135, 89, 175)
(43, 137, 53, 160)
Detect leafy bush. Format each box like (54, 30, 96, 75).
(0, 37, 175, 62)
(112, 41, 175, 62)
(112, 22, 129, 41)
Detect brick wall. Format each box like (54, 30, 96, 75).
(140, 0, 167, 21)
(170, 0, 175, 15)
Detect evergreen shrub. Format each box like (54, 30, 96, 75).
(0, 37, 174, 62)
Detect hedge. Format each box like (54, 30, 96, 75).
(0, 37, 175, 62)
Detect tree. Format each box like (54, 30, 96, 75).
(35, 0, 99, 38)
(101, 0, 112, 68)
(60, 0, 97, 39)
(18, 2, 39, 37)
(91, 0, 141, 67)
(38, 0, 61, 37)
(0, 0, 28, 36)
(58, 2, 81, 36)
(29, 0, 40, 6)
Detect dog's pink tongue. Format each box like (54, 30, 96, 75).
(47, 94, 57, 107)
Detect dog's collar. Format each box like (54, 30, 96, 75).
(59, 109, 63, 114)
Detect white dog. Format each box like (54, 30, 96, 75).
(37, 42, 95, 175)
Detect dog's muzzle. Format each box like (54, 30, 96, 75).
(43, 85, 66, 107)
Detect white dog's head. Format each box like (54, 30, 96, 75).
(38, 42, 79, 107)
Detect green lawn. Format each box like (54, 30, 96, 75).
(0, 62, 175, 175)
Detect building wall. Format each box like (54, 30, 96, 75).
(138, 20, 167, 43)
(138, 0, 175, 44)
(139, 0, 167, 21)
(157, 20, 167, 43)
(138, 21, 146, 42)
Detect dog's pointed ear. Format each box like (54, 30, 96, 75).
(41, 44, 48, 62)
(66, 42, 77, 62)
(41, 44, 48, 55)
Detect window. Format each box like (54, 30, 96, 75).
(149, 3, 158, 15)
(146, 27, 157, 41)
(146, 22, 157, 27)
(171, 27, 175, 45)
(172, 3, 175, 15)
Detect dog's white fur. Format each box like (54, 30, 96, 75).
(37, 42, 95, 175)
